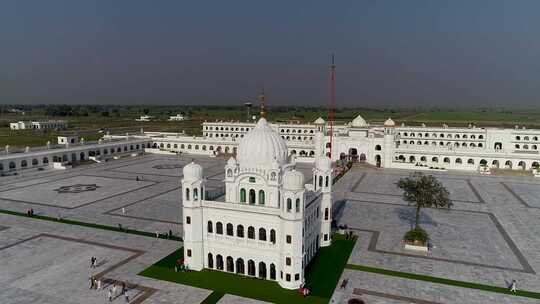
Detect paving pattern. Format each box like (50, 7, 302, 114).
(331, 167, 540, 304)
(2, 155, 540, 303)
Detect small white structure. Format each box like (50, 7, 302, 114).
(169, 114, 186, 121)
(135, 115, 152, 122)
(182, 117, 332, 289)
(57, 136, 79, 145)
(9, 120, 67, 130)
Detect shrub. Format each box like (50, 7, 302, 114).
(404, 227, 429, 244)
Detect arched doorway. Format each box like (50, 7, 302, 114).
(359, 153, 367, 163)
(247, 260, 255, 276)
(375, 155, 381, 167)
(216, 255, 224, 270)
(348, 148, 358, 162)
(236, 258, 245, 274)
(226, 256, 234, 272)
(258, 262, 267, 279)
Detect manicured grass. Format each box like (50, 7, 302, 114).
(345, 264, 540, 300)
(139, 234, 357, 303)
(0, 208, 181, 242)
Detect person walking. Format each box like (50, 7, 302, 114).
(90, 257, 94, 268)
(112, 283, 117, 298)
(122, 207, 126, 215)
(121, 282, 126, 295)
(97, 278, 102, 290)
(108, 289, 113, 302)
(124, 290, 130, 303)
(510, 280, 517, 293)
(89, 277, 94, 289)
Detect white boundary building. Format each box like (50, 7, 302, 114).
(182, 117, 332, 289)
(141, 114, 540, 175)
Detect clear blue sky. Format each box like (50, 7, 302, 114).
(1, 0, 539, 108)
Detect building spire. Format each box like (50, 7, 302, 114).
(259, 88, 267, 118)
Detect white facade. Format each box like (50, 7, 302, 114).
(169, 114, 186, 121)
(9, 120, 67, 130)
(182, 118, 332, 289)
(135, 115, 152, 122)
(141, 114, 540, 175)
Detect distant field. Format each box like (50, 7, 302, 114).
(2, 108, 540, 148)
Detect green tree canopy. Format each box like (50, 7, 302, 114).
(397, 172, 452, 230)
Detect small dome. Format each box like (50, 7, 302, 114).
(351, 114, 368, 127)
(283, 169, 305, 190)
(227, 157, 237, 166)
(183, 161, 203, 181)
(317, 156, 332, 171)
(384, 118, 395, 127)
(237, 118, 288, 169)
(313, 117, 325, 125)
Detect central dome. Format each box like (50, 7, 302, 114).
(237, 118, 288, 169)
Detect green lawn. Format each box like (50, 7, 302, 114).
(139, 234, 356, 304)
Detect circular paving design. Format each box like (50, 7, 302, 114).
(54, 184, 100, 193)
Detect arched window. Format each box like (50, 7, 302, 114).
(237, 225, 244, 238)
(259, 190, 265, 205)
(32, 159, 38, 166)
(375, 145, 381, 151)
(270, 229, 276, 243)
(325, 208, 329, 220)
(193, 188, 198, 201)
(207, 221, 213, 233)
(226, 223, 233, 236)
(259, 228, 267, 241)
(456, 158, 462, 164)
(21, 160, 27, 168)
(216, 222, 223, 234)
(286, 198, 292, 212)
(185, 188, 190, 201)
(248, 226, 255, 239)
(249, 189, 256, 204)
(325, 176, 329, 187)
(319, 176, 323, 187)
(227, 169, 232, 177)
(295, 198, 300, 212)
(444, 157, 450, 163)
(240, 188, 246, 203)
(468, 159, 475, 165)
(208, 253, 214, 268)
(43, 157, 49, 164)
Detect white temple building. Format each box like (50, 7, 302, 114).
(182, 117, 332, 289)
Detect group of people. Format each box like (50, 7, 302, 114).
(299, 284, 311, 298)
(135, 176, 144, 181)
(26, 209, 35, 217)
(89, 277, 130, 302)
(89, 257, 131, 302)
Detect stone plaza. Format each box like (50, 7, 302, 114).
(1, 154, 540, 303)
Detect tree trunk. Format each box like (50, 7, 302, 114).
(415, 205, 421, 229)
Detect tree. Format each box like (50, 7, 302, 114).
(397, 172, 452, 243)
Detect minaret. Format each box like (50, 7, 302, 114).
(313, 123, 332, 247)
(182, 161, 205, 271)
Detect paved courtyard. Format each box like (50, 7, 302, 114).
(1, 154, 540, 303)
